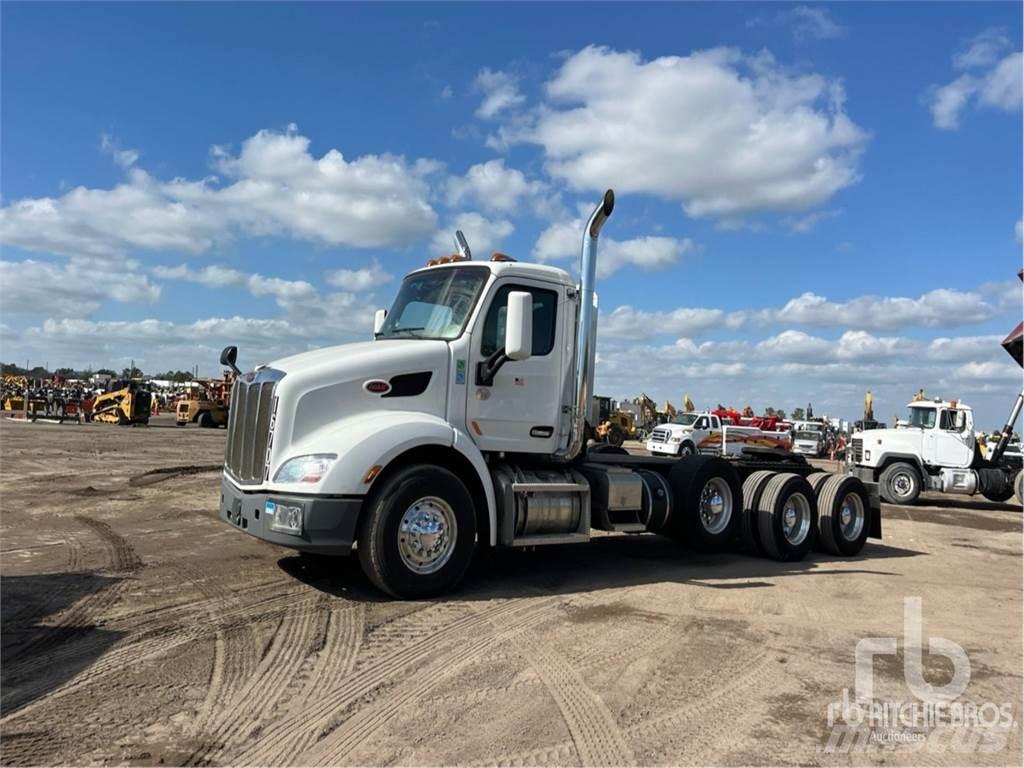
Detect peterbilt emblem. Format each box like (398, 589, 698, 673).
(364, 379, 391, 395)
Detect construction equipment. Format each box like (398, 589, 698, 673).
(595, 410, 638, 447)
(176, 373, 235, 428)
(91, 380, 152, 425)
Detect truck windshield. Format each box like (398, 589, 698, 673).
(672, 414, 699, 426)
(908, 407, 936, 429)
(378, 266, 489, 341)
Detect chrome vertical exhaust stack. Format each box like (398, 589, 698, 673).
(562, 189, 614, 460)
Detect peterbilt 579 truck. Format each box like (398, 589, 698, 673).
(218, 191, 881, 598)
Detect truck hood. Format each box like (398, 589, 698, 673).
(266, 339, 451, 448)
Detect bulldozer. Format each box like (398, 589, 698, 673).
(176, 373, 234, 428)
(91, 380, 152, 425)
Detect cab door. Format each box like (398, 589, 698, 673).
(465, 280, 563, 453)
(932, 409, 974, 468)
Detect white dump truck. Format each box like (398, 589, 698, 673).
(219, 190, 881, 598)
(645, 413, 790, 458)
(848, 396, 1023, 505)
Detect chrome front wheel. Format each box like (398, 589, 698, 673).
(397, 496, 458, 575)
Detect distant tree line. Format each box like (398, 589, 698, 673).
(1, 362, 195, 383)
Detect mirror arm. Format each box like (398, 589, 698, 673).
(476, 348, 509, 386)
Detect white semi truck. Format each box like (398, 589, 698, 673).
(848, 396, 1023, 506)
(219, 190, 881, 598)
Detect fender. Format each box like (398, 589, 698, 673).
(876, 453, 926, 478)
(272, 410, 497, 546)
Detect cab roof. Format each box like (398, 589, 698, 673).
(407, 258, 576, 287)
(907, 400, 972, 410)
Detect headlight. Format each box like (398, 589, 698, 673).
(670, 435, 683, 443)
(864, 450, 871, 461)
(273, 454, 337, 484)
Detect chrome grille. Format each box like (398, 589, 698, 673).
(851, 437, 863, 462)
(651, 428, 670, 444)
(225, 370, 284, 484)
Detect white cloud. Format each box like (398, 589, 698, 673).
(978, 51, 1023, 110)
(152, 263, 317, 306)
(601, 306, 730, 340)
(756, 330, 833, 362)
(0, 126, 439, 258)
(474, 68, 525, 119)
(785, 6, 844, 41)
(951, 360, 1022, 382)
(533, 217, 695, 278)
(765, 287, 995, 331)
(430, 212, 514, 258)
(929, 31, 1022, 130)
(445, 159, 552, 215)
(954, 28, 1012, 71)
(324, 261, 393, 291)
(0, 257, 161, 317)
(507, 45, 867, 219)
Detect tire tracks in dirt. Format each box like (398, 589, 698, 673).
(300, 598, 562, 767)
(0, 568, 305, 727)
(230, 597, 558, 767)
(516, 636, 635, 768)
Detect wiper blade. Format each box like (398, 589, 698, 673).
(384, 326, 426, 337)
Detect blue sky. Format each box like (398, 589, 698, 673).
(1, 2, 1021, 427)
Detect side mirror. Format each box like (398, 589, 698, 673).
(374, 308, 387, 336)
(220, 345, 241, 375)
(504, 291, 533, 361)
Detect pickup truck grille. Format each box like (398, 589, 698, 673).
(224, 369, 284, 484)
(851, 437, 863, 462)
(650, 428, 670, 443)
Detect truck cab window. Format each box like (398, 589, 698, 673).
(379, 266, 489, 341)
(480, 285, 557, 357)
(908, 407, 936, 429)
(940, 410, 963, 431)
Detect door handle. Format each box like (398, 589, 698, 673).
(530, 426, 554, 438)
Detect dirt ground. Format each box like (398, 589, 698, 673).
(1, 417, 1021, 767)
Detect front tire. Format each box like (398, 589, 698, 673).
(879, 462, 921, 505)
(358, 464, 477, 599)
(678, 442, 696, 457)
(667, 456, 742, 552)
(607, 425, 625, 448)
(197, 411, 213, 428)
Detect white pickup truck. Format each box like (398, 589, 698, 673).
(646, 412, 790, 458)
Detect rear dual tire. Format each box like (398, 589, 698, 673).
(756, 473, 817, 562)
(816, 475, 870, 556)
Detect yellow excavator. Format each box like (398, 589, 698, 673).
(91, 380, 152, 425)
